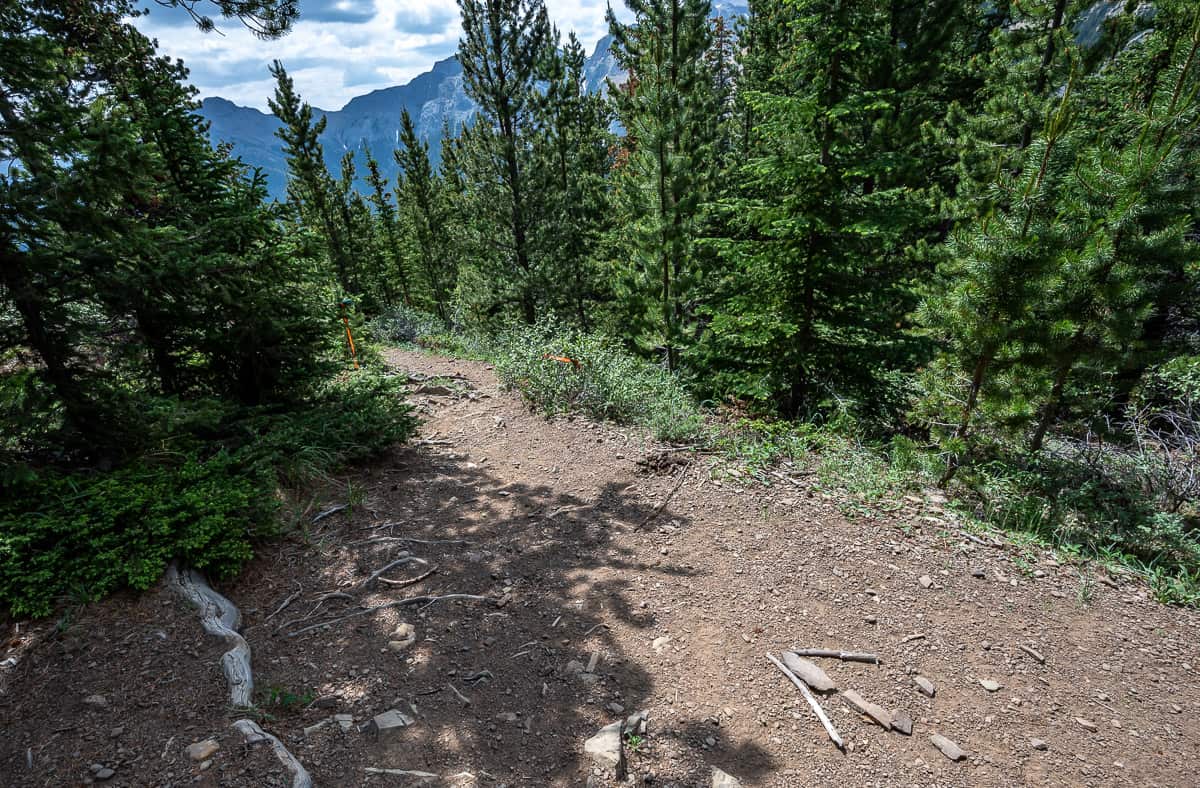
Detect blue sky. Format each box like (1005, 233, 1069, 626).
(134, 1, 633, 111)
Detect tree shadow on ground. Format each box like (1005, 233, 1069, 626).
(234, 433, 777, 786)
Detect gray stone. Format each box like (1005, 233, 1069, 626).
(712, 767, 742, 788)
(82, 694, 108, 708)
(930, 733, 966, 761)
(370, 709, 415, 739)
(651, 636, 672, 654)
(415, 384, 453, 396)
(971, 568, 986, 578)
(1030, 738, 1048, 751)
(781, 653, 837, 692)
(386, 623, 417, 653)
(584, 721, 625, 777)
(891, 711, 914, 736)
(842, 689, 893, 728)
(625, 710, 648, 736)
(919, 575, 934, 589)
(979, 679, 1002, 692)
(93, 767, 115, 781)
(334, 714, 354, 732)
(185, 739, 219, 762)
(607, 702, 625, 714)
(565, 660, 586, 675)
(1075, 717, 1098, 732)
(914, 676, 936, 697)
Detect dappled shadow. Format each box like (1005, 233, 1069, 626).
(228, 376, 778, 786)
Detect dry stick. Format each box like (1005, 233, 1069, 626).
(264, 584, 303, 623)
(446, 683, 471, 706)
(350, 533, 472, 545)
(286, 594, 489, 637)
(634, 462, 693, 531)
(791, 648, 881, 665)
(766, 653, 845, 751)
(1019, 644, 1046, 664)
(361, 555, 427, 588)
(312, 504, 347, 523)
(377, 567, 437, 588)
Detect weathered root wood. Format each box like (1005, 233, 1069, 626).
(167, 563, 253, 707)
(350, 535, 473, 546)
(791, 647, 880, 665)
(767, 652, 844, 750)
(361, 554, 428, 588)
(1019, 644, 1046, 663)
(264, 584, 302, 623)
(447, 682, 471, 705)
(286, 594, 489, 637)
(377, 567, 437, 588)
(312, 504, 347, 523)
(232, 719, 313, 788)
(364, 767, 438, 779)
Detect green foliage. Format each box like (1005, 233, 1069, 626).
(0, 368, 414, 618)
(492, 321, 705, 442)
(0, 451, 269, 618)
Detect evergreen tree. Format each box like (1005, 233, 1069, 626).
(396, 109, 456, 320)
(456, 0, 553, 323)
(607, 0, 717, 370)
(532, 33, 615, 329)
(364, 149, 414, 305)
(268, 60, 354, 293)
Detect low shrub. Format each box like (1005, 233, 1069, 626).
(0, 368, 415, 618)
(491, 320, 706, 443)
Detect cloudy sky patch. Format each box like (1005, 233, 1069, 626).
(136, 0, 630, 110)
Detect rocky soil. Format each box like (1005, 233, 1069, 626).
(2, 348, 1198, 787)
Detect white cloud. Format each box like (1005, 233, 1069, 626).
(136, 0, 632, 111)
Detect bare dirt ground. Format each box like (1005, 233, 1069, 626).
(2, 347, 1199, 787)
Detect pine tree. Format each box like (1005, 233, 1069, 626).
(456, 0, 552, 323)
(268, 60, 355, 294)
(531, 33, 615, 329)
(364, 148, 414, 305)
(607, 0, 717, 370)
(395, 109, 456, 320)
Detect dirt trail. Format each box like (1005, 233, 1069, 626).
(2, 348, 1199, 787)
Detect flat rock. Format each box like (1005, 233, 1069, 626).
(1030, 738, 1048, 751)
(371, 709, 415, 738)
(386, 623, 417, 652)
(93, 767, 115, 780)
(891, 711, 914, 736)
(82, 694, 108, 708)
(1075, 717, 1098, 732)
(842, 689, 893, 728)
(980, 679, 1002, 692)
(914, 676, 936, 697)
(919, 575, 934, 589)
(625, 709, 648, 735)
(711, 766, 742, 787)
(185, 739, 219, 762)
(414, 384, 453, 396)
(930, 733, 966, 761)
(584, 721, 625, 776)
(781, 653, 837, 692)
(334, 713, 354, 732)
(652, 635, 672, 654)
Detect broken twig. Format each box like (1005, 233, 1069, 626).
(634, 462, 692, 531)
(791, 647, 880, 665)
(286, 594, 489, 637)
(766, 652, 844, 750)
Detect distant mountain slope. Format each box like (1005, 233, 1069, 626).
(198, 2, 748, 198)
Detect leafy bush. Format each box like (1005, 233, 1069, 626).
(0, 451, 271, 618)
(491, 320, 705, 442)
(0, 368, 415, 618)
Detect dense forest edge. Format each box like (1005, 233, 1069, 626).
(2, 0, 1198, 621)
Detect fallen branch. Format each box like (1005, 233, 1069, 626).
(634, 462, 692, 531)
(447, 682, 471, 705)
(959, 529, 1002, 548)
(1019, 644, 1046, 664)
(377, 567, 437, 588)
(264, 583, 302, 623)
(286, 594, 489, 637)
(232, 719, 312, 788)
(312, 504, 347, 523)
(766, 652, 844, 750)
(791, 647, 880, 665)
(364, 767, 439, 779)
(361, 555, 428, 588)
(350, 533, 472, 545)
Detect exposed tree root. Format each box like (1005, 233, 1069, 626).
(286, 594, 490, 637)
(166, 562, 253, 707)
(232, 719, 313, 788)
